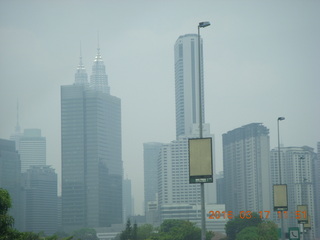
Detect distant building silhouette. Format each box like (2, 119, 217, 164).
(143, 142, 163, 225)
(223, 123, 271, 214)
(22, 165, 57, 235)
(216, 172, 225, 205)
(18, 129, 46, 172)
(61, 45, 122, 231)
(0, 139, 22, 230)
(123, 178, 133, 222)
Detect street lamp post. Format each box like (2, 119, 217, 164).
(277, 116, 285, 240)
(198, 21, 210, 240)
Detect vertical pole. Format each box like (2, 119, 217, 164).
(277, 118, 285, 240)
(198, 25, 206, 240)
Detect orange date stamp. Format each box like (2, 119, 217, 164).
(208, 210, 307, 220)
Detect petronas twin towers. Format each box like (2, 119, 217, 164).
(61, 46, 122, 230)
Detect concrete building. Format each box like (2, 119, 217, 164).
(143, 142, 163, 215)
(0, 139, 22, 230)
(223, 123, 271, 215)
(160, 203, 226, 234)
(154, 33, 216, 226)
(174, 34, 206, 139)
(13, 128, 46, 173)
(22, 165, 57, 235)
(270, 146, 316, 239)
(61, 46, 122, 231)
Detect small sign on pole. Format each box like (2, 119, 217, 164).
(273, 184, 288, 211)
(297, 205, 308, 224)
(189, 138, 213, 184)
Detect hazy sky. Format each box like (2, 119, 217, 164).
(1, 0, 319, 214)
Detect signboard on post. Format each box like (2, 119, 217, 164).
(273, 184, 288, 211)
(297, 205, 308, 224)
(189, 137, 213, 183)
(304, 215, 311, 229)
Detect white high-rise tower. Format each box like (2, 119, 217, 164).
(174, 34, 205, 139)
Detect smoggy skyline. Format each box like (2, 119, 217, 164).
(1, 0, 319, 214)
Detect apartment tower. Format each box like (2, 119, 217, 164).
(223, 123, 271, 214)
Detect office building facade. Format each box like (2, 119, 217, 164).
(223, 123, 271, 214)
(18, 129, 46, 172)
(22, 166, 58, 235)
(270, 146, 316, 239)
(61, 46, 122, 230)
(143, 142, 163, 212)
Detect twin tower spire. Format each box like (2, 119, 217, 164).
(75, 41, 110, 94)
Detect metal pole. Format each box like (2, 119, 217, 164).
(198, 25, 206, 240)
(277, 117, 285, 240)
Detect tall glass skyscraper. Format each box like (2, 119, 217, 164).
(61, 46, 122, 230)
(174, 34, 205, 139)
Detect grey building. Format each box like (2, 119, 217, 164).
(270, 146, 316, 239)
(18, 129, 46, 172)
(61, 46, 122, 230)
(22, 166, 57, 235)
(123, 178, 133, 222)
(143, 142, 162, 212)
(0, 139, 22, 230)
(223, 123, 271, 215)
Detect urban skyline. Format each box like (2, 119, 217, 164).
(1, 1, 319, 215)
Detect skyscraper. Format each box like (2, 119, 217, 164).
(22, 166, 57, 235)
(143, 142, 163, 211)
(174, 34, 205, 139)
(155, 33, 217, 228)
(0, 139, 22, 230)
(270, 146, 316, 239)
(223, 123, 271, 214)
(18, 129, 46, 172)
(61, 46, 122, 230)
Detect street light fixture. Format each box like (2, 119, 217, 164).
(198, 21, 210, 240)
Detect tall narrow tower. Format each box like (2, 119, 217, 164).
(61, 45, 122, 231)
(174, 34, 205, 139)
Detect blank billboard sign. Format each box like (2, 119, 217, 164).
(189, 138, 213, 183)
(273, 184, 288, 211)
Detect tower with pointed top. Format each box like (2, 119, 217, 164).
(61, 45, 122, 230)
(74, 44, 88, 87)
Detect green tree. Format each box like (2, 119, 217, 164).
(159, 219, 213, 240)
(120, 219, 133, 240)
(0, 188, 16, 240)
(225, 212, 262, 240)
(137, 224, 154, 240)
(235, 226, 259, 240)
(257, 221, 278, 240)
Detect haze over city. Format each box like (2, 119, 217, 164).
(0, 0, 319, 215)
